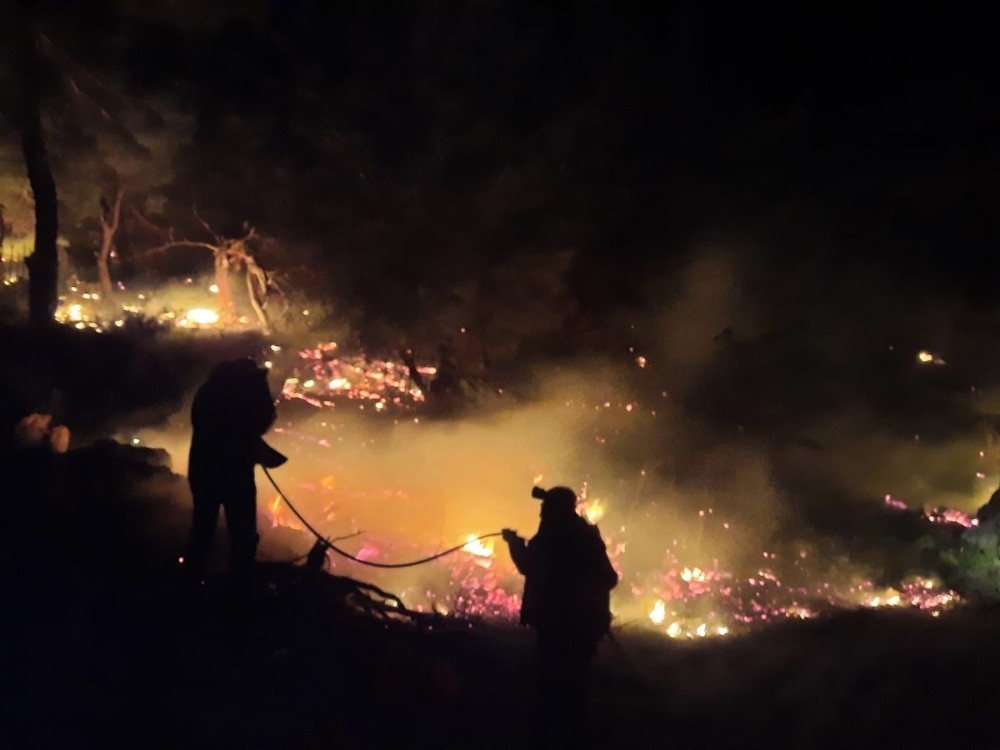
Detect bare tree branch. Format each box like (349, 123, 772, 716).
(95, 185, 125, 299)
(99, 185, 125, 236)
(129, 205, 174, 244)
(128, 214, 286, 331)
(191, 206, 223, 245)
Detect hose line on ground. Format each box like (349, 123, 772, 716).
(263, 467, 503, 569)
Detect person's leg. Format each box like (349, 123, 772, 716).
(536, 631, 578, 748)
(537, 632, 593, 750)
(562, 645, 592, 749)
(222, 490, 259, 586)
(535, 632, 557, 749)
(184, 487, 220, 582)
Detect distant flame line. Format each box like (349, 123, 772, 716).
(263, 467, 503, 568)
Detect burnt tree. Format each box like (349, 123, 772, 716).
(141, 212, 288, 334)
(95, 186, 124, 301)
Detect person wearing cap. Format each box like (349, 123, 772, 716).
(502, 485, 618, 749)
(184, 358, 285, 590)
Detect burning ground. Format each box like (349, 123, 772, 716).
(6, 250, 1000, 749)
(4, 407, 1000, 750)
(109, 248, 1000, 637)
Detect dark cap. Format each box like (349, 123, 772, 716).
(533, 485, 577, 512)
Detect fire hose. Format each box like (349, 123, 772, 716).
(265, 469, 660, 692)
(263, 467, 504, 569)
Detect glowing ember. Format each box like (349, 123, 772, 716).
(681, 567, 707, 583)
(258, 345, 976, 639)
(884, 494, 908, 511)
(280, 343, 431, 411)
(916, 350, 946, 365)
(927, 508, 977, 528)
(184, 308, 220, 326)
(51, 288, 976, 639)
(52, 283, 264, 333)
(259, 463, 966, 638)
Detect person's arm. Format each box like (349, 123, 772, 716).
(247, 369, 278, 436)
(255, 437, 287, 468)
(502, 529, 533, 575)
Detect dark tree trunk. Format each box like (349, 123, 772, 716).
(11, 0, 59, 326)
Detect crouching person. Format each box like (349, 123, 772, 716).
(502, 485, 619, 750)
(184, 358, 285, 592)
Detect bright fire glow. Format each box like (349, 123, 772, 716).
(184, 308, 220, 326)
(256, 340, 969, 637)
(45, 286, 976, 639)
(579, 497, 606, 524)
(462, 535, 495, 558)
(916, 350, 946, 365)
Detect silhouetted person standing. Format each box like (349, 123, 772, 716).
(503, 485, 619, 750)
(184, 358, 284, 589)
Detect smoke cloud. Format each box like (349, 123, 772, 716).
(120, 236, 1000, 630)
